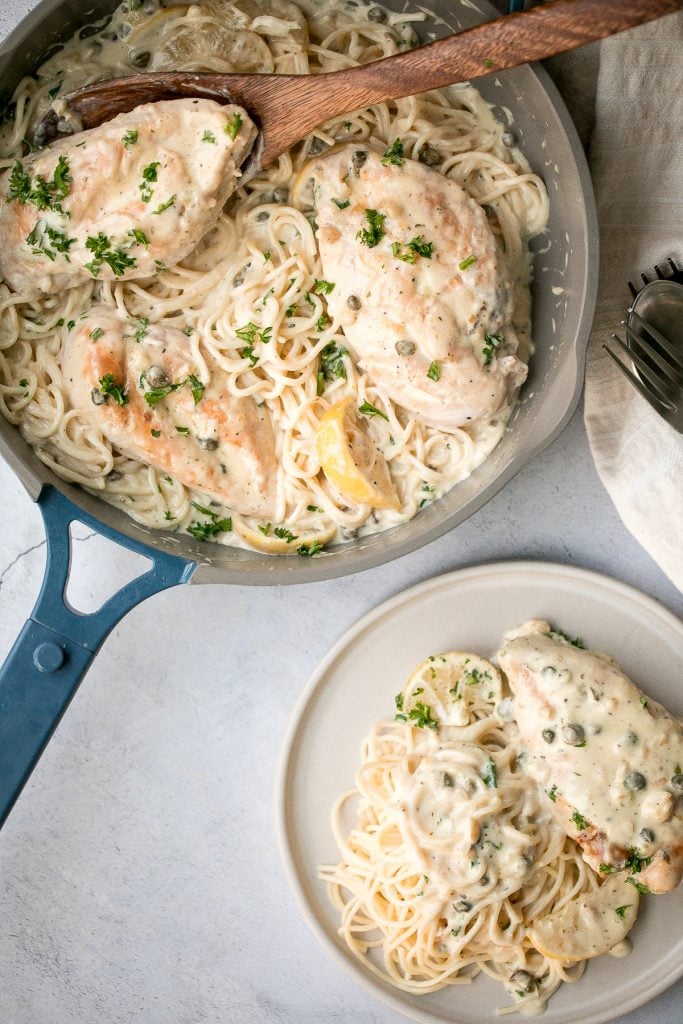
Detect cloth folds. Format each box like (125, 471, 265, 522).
(582, 11, 683, 592)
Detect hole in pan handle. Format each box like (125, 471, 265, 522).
(0, 485, 196, 829)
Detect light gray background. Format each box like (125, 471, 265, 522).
(0, 2, 681, 1023)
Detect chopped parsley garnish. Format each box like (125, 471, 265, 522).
(391, 241, 416, 264)
(547, 628, 585, 648)
(571, 810, 588, 831)
(625, 849, 653, 874)
(298, 541, 323, 557)
(128, 228, 149, 246)
(186, 501, 232, 542)
(615, 905, 631, 919)
(359, 400, 388, 422)
(307, 505, 324, 513)
(90, 327, 104, 341)
(239, 345, 259, 367)
(356, 208, 386, 248)
(225, 112, 243, 140)
(202, 129, 217, 144)
(183, 326, 194, 336)
(152, 195, 176, 215)
(273, 527, 297, 543)
(258, 523, 272, 536)
(235, 322, 271, 346)
(151, 429, 161, 438)
(188, 374, 205, 404)
(67, 320, 76, 330)
(142, 372, 204, 407)
(599, 863, 616, 874)
(139, 161, 160, 203)
(482, 332, 504, 367)
(85, 233, 137, 277)
(175, 425, 190, 435)
(482, 57, 495, 69)
(427, 360, 441, 382)
(332, 197, 350, 209)
(19, 378, 28, 387)
(98, 374, 128, 406)
(482, 757, 497, 788)
(626, 877, 651, 896)
(316, 312, 331, 332)
(547, 785, 559, 802)
(640, 696, 648, 709)
(458, 255, 477, 271)
(407, 236, 434, 258)
(48, 84, 61, 99)
(381, 138, 405, 167)
(395, 693, 404, 711)
(263, 251, 271, 263)
(313, 279, 335, 295)
(26, 221, 76, 261)
(122, 130, 139, 148)
(9, 155, 72, 214)
(134, 317, 149, 343)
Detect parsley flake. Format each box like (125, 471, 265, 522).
(98, 374, 128, 406)
(359, 400, 388, 421)
(122, 130, 139, 148)
(225, 112, 243, 140)
(427, 360, 441, 382)
(356, 208, 386, 248)
(381, 138, 405, 167)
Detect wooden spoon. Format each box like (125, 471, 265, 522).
(37, 0, 681, 177)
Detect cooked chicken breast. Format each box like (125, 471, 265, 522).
(497, 620, 683, 894)
(61, 305, 277, 518)
(311, 145, 524, 432)
(0, 98, 256, 294)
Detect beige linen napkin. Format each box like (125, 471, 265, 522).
(583, 11, 683, 592)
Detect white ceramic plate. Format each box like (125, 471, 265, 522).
(276, 562, 683, 1024)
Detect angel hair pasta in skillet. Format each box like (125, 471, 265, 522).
(0, 0, 548, 555)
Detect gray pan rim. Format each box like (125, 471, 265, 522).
(0, 0, 599, 586)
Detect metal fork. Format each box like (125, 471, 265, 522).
(603, 258, 683, 432)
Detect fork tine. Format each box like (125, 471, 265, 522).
(622, 324, 683, 385)
(607, 335, 677, 408)
(655, 263, 666, 279)
(668, 257, 679, 275)
(628, 279, 638, 299)
(627, 311, 683, 369)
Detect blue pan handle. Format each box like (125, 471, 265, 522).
(508, 1, 526, 11)
(0, 485, 195, 827)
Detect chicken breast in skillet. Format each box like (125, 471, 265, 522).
(311, 145, 524, 431)
(61, 305, 277, 518)
(497, 620, 683, 894)
(0, 98, 256, 294)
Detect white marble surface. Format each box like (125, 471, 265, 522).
(1, 3, 681, 1024)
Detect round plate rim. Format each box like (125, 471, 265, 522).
(275, 560, 683, 1024)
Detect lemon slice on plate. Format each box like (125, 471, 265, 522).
(234, 516, 336, 555)
(528, 872, 640, 962)
(316, 397, 399, 510)
(397, 652, 502, 728)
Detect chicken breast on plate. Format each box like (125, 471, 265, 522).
(61, 305, 277, 518)
(311, 145, 524, 432)
(0, 98, 256, 294)
(497, 620, 683, 893)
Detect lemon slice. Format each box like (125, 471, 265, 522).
(316, 397, 399, 510)
(528, 872, 640, 962)
(234, 516, 336, 555)
(397, 652, 502, 728)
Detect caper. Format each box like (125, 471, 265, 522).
(510, 969, 535, 993)
(502, 130, 516, 148)
(367, 5, 387, 22)
(479, 875, 490, 885)
(232, 265, 249, 287)
(541, 729, 555, 744)
(91, 387, 107, 405)
(145, 365, 169, 389)
(272, 186, 289, 203)
(351, 150, 367, 174)
(454, 898, 472, 913)
(107, 470, 122, 482)
(671, 774, 683, 793)
(128, 48, 151, 68)
(639, 828, 655, 844)
(309, 137, 327, 155)
(624, 771, 646, 791)
(562, 723, 585, 746)
(347, 294, 361, 310)
(418, 144, 441, 167)
(439, 772, 454, 788)
(395, 339, 416, 356)
(256, 210, 270, 222)
(197, 437, 219, 452)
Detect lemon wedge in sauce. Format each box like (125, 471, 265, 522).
(398, 652, 502, 728)
(315, 396, 399, 510)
